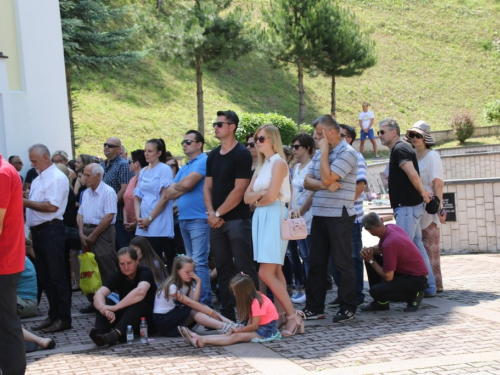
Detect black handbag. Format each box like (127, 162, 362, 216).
(425, 196, 440, 215)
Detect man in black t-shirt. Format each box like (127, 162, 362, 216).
(378, 118, 436, 296)
(203, 110, 258, 321)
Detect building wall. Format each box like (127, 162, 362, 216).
(0, 0, 21, 90)
(0, 0, 71, 174)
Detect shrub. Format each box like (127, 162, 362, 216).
(484, 100, 500, 125)
(235, 112, 299, 145)
(450, 110, 476, 144)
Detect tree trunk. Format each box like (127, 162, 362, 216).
(65, 65, 76, 157)
(195, 56, 204, 136)
(298, 59, 305, 126)
(330, 74, 336, 117)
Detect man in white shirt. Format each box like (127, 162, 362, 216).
(24, 144, 72, 334)
(77, 163, 118, 313)
(358, 102, 379, 158)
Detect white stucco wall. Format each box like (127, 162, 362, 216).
(0, 0, 71, 175)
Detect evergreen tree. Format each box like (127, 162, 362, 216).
(60, 0, 145, 153)
(154, 0, 254, 135)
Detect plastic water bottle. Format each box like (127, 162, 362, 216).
(140, 317, 148, 344)
(126, 325, 134, 344)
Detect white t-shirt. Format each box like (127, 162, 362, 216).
(358, 110, 375, 129)
(418, 150, 444, 229)
(153, 283, 190, 314)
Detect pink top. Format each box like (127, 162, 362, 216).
(123, 175, 138, 222)
(251, 292, 279, 325)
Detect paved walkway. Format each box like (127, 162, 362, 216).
(24, 251, 500, 375)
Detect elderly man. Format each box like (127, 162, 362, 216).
(24, 144, 71, 333)
(77, 163, 118, 313)
(303, 114, 358, 323)
(8, 155, 24, 183)
(0, 153, 26, 375)
(360, 212, 429, 312)
(120, 145, 128, 161)
(378, 118, 436, 296)
(100, 137, 134, 250)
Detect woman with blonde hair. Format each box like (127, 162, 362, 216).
(244, 124, 305, 337)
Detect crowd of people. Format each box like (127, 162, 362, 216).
(0, 107, 447, 374)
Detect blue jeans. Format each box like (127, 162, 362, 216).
(394, 204, 436, 295)
(180, 219, 212, 307)
(296, 235, 311, 278)
(286, 240, 304, 288)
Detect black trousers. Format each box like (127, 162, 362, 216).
(210, 218, 258, 321)
(95, 297, 153, 336)
(0, 272, 26, 375)
(365, 254, 429, 302)
(305, 209, 357, 313)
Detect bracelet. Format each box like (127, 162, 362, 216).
(208, 309, 214, 317)
(254, 199, 260, 207)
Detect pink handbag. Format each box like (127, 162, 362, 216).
(280, 197, 308, 240)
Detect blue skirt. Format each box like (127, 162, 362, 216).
(252, 201, 287, 264)
(153, 300, 192, 337)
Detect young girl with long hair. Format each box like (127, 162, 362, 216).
(153, 255, 235, 337)
(129, 236, 168, 287)
(179, 273, 284, 348)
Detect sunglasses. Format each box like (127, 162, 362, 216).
(245, 142, 255, 148)
(378, 130, 387, 135)
(255, 136, 269, 143)
(103, 143, 120, 148)
(181, 139, 197, 146)
(291, 144, 302, 150)
(408, 132, 423, 139)
(212, 121, 234, 128)
(340, 133, 347, 138)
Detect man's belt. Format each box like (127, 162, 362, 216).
(83, 224, 98, 228)
(30, 219, 62, 231)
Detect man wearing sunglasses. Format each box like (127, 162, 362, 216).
(203, 110, 258, 321)
(377, 118, 436, 297)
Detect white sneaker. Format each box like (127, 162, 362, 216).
(291, 292, 306, 304)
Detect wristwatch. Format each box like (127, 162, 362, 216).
(215, 211, 221, 218)
(369, 259, 374, 264)
(147, 215, 153, 222)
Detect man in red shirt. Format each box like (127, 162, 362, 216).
(0, 154, 26, 375)
(360, 212, 429, 313)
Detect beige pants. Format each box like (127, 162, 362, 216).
(17, 296, 37, 319)
(83, 225, 118, 285)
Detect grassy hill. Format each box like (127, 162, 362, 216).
(72, 0, 500, 157)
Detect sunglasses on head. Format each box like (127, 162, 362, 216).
(408, 132, 423, 139)
(181, 139, 197, 146)
(245, 142, 255, 148)
(212, 121, 234, 128)
(103, 143, 119, 148)
(255, 136, 268, 143)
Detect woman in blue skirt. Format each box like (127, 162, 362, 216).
(244, 124, 305, 337)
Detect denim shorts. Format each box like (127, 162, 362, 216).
(254, 319, 279, 339)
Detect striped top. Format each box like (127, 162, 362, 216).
(308, 140, 358, 217)
(354, 151, 367, 223)
(78, 181, 117, 225)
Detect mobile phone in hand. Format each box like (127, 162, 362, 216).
(440, 207, 447, 217)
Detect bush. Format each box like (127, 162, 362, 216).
(450, 110, 476, 144)
(235, 112, 299, 145)
(484, 100, 500, 125)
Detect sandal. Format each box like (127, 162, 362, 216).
(178, 326, 192, 345)
(281, 310, 305, 337)
(180, 327, 199, 348)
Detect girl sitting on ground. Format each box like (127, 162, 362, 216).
(130, 236, 168, 287)
(153, 255, 235, 337)
(178, 273, 285, 348)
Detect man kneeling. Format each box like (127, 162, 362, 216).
(360, 213, 428, 312)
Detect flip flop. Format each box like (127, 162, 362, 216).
(177, 326, 191, 345)
(180, 327, 199, 348)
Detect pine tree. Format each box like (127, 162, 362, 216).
(60, 0, 145, 154)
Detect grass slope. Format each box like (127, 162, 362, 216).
(73, 0, 500, 156)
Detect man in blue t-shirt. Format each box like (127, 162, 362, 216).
(163, 130, 212, 306)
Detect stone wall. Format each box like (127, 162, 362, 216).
(436, 144, 500, 156)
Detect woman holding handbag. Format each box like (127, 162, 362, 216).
(244, 124, 305, 337)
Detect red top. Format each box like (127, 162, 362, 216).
(379, 224, 428, 277)
(0, 155, 25, 275)
(251, 292, 279, 325)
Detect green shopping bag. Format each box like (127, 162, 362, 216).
(79, 249, 102, 295)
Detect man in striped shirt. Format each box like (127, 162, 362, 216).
(77, 163, 118, 313)
(303, 115, 358, 323)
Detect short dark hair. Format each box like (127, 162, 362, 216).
(339, 124, 357, 144)
(8, 155, 19, 163)
(146, 138, 167, 163)
(131, 149, 147, 168)
(186, 130, 205, 152)
(217, 110, 239, 129)
(291, 132, 315, 156)
(312, 114, 340, 132)
(379, 117, 400, 136)
(362, 212, 383, 230)
(245, 134, 254, 143)
(117, 246, 138, 260)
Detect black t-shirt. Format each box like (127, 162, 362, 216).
(388, 141, 423, 208)
(206, 142, 252, 221)
(104, 265, 158, 311)
(25, 168, 39, 185)
(63, 188, 77, 228)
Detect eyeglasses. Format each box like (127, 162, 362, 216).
(378, 130, 386, 135)
(181, 139, 197, 146)
(212, 121, 234, 128)
(245, 142, 255, 148)
(103, 143, 120, 148)
(255, 136, 269, 143)
(291, 144, 302, 150)
(408, 132, 423, 139)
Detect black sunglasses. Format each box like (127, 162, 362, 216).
(291, 144, 302, 150)
(378, 130, 386, 135)
(255, 136, 268, 143)
(408, 132, 423, 139)
(245, 142, 255, 148)
(213, 121, 234, 128)
(181, 139, 197, 146)
(103, 143, 120, 148)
